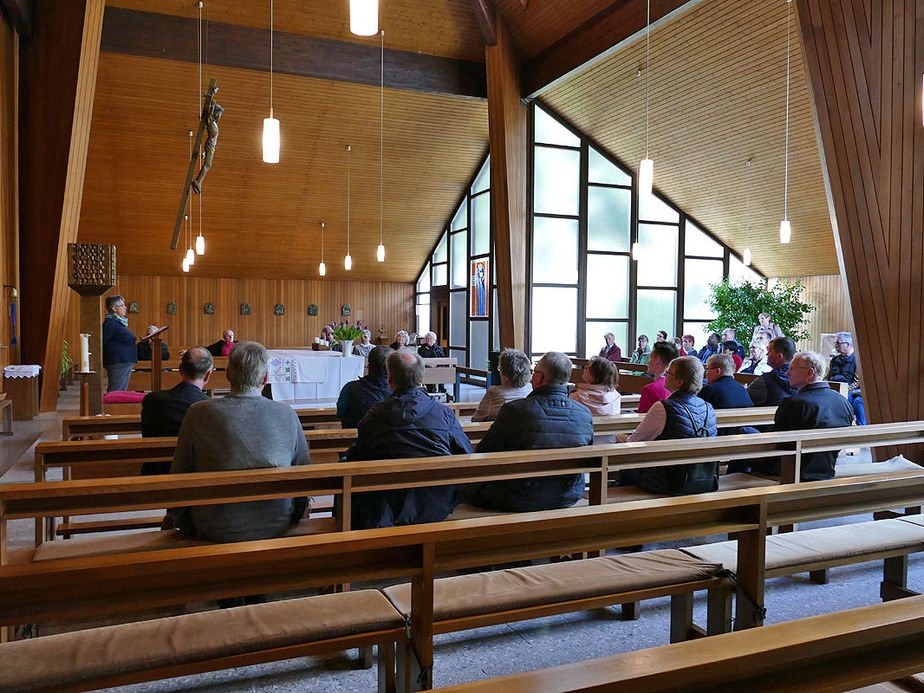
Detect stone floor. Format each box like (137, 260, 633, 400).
(1, 383, 921, 691)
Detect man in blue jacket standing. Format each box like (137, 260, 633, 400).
(467, 351, 594, 512)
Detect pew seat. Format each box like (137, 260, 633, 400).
(835, 455, 921, 477)
(447, 498, 589, 520)
(382, 549, 729, 641)
(0, 590, 403, 693)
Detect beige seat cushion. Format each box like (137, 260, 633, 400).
(898, 515, 924, 529)
(449, 498, 588, 521)
(0, 590, 403, 691)
(835, 455, 921, 477)
(684, 519, 924, 573)
(382, 549, 722, 621)
(718, 473, 779, 491)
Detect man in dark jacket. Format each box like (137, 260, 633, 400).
(345, 351, 472, 529)
(207, 329, 236, 357)
(141, 347, 213, 474)
(747, 336, 795, 406)
(336, 345, 393, 428)
(701, 354, 757, 446)
(756, 351, 854, 481)
(467, 351, 594, 512)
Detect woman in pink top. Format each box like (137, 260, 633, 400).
(637, 342, 679, 413)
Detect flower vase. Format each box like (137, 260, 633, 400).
(339, 339, 354, 356)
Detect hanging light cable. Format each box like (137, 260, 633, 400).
(196, 1, 206, 255)
(377, 30, 386, 263)
(345, 145, 353, 271)
(183, 130, 193, 272)
(743, 159, 752, 266)
(780, 0, 792, 244)
(350, 0, 378, 36)
(262, 0, 280, 163)
(319, 222, 327, 276)
(638, 0, 653, 196)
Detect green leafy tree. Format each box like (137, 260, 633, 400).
(706, 279, 812, 344)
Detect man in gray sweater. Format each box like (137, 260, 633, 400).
(170, 341, 310, 543)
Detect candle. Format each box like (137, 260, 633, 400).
(79, 333, 90, 372)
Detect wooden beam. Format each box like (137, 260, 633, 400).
(470, 0, 497, 46)
(101, 7, 487, 100)
(485, 12, 527, 352)
(521, 0, 696, 98)
(18, 0, 104, 412)
(0, 0, 32, 39)
(795, 0, 923, 458)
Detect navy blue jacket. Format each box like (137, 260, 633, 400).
(471, 384, 594, 512)
(417, 344, 446, 359)
(697, 343, 721, 363)
(345, 387, 472, 528)
(102, 315, 137, 367)
(700, 376, 754, 410)
(747, 364, 793, 406)
(140, 381, 210, 474)
(336, 374, 391, 429)
(136, 340, 170, 362)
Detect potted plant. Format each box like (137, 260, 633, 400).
(60, 339, 72, 391)
(706, 279, 813, 344)
(328, 320, 365, 356)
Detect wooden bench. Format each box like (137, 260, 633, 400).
(0, 397, 12, 435)
(127, 356, 230, 393)
(433, 594, 924, 692)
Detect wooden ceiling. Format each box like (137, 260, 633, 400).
(541, 0, 839, 277)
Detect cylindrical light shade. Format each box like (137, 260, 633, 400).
(779, 219, 791, 244)
(742, 247, 752, 266)
(262, 116, 280, 163)
(638, 158, 654, 196)
(319, 261, 326, 277)
(376, 244, 385, 262)
(196, 234, 205, 255)
(350, 0, 378, 36)
(186, 248, 195, 266)
(344, 254, 353, 271)
(631, 241, 641, 261)
(182, 256, 190, 272)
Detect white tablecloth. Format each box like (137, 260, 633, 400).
(266, 350, 364, 400)
(3, 365, 41, 378)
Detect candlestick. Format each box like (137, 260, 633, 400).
(79, 332, 90, 373)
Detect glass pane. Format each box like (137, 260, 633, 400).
(531, 287, 577, 353)
(588, 186, 631, 252)
(683, 259, 722, 320)
(685, 220, 723, 257)
(637, 223, 679, 287)
(472, 156, 490, 194)
(433, 231, 448, 263)
(450, 348, 467, 368)
(416, 303, 430, 337)
(729, 254, 764, 286)
(534, 106, 580, 147)
(450, 290, 467, 346)
(638, 190, 680, 223)
(534, 146, 580, 216)
(586, 254, 629, 319)
(451, 200, 467, 231)
(417, 263, 430, 293)
(682, 321, 712, 353)
(417, 293, 430, 305)
(470, 320, 489, 371)
(471, 259, 489, 317)
(492, 290, 499, 350)
(451, 232, 467, 288)
(432, 263, 447, 286)
(471, 192, 490, 256)
(585, 322, 628, 360)
(636, 290, 677, 345)
(588, 147, 631, 186)
(532, 216, 578, 284)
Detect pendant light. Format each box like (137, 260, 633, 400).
(195, 8, 206, 255)
(780, 0, 792, 244)
(319, 222, 327, 276)
(743, 159, 752, 266)
(350, 0, 378, 36)
(345, 145, 353, 271)
(638, 0, 653, 196)
(262, 0, 280, 163)
(196, 233, 205, 255)
(376, 30, 386, 263)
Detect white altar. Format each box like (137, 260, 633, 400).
(266, 349, 364, 400)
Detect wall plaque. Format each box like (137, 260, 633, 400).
(127, 301, 140, 314)
(307, 304, 319, 316)
(240, 303, 251, 315)
(274, 303, 285, 315)
(204, 302, 215, 315)
(167, 302, 177, 315)
(341, 304, 352, 316)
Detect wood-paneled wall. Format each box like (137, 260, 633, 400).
(0, 16, 17, 370)
(772, 275, 852, 353)
(65, 275, 414, 352)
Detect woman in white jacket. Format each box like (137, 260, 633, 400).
(570, 357, 621, 443)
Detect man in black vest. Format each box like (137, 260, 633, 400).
(336, 345, 393, 428)
(140, 347, 213, 474)
(747, 336, 795, 406)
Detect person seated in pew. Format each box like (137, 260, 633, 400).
(696, 332, 722, 363)
(750, 351, 855, 481)
(670, 336, 685, 356)
(352, 329, 375, 358)
(465, 352, 594, 512)
(722, 340, 743, 371)
(599, 331, 623, 362)
(418, 331, 447, 394)
(721, 327, 746, 359)
(136, 325, 170, 362)
(344, 351, 472, 529)
(826, 331, 866, 425)
(681, 334, 696, 357)
(471, 348, 532, 422)
(336, 345, 393, 428)
(621, 356, 719, 495)
(746, 336, 795, 406)
(699, 354, 759, 441)
(140, 347, 213, 474)
(206, 328, 236, 357)
(169, 341, 309, 543)
(738, 341, 772, 375)
(637, 341, 679, 413)
(389, 330, 411, 351)
(570, 356, 620, 416)
(629, 334, 651, 365)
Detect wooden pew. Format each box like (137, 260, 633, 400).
(434, 594, 924, 692)
(127, 356, 230, 393)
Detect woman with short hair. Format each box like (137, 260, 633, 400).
(102, 294, 137, 392)
(471, 348, 533, 422)
(389, 330, 410, 350)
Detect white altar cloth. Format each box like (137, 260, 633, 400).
(266, 350, 364, 400)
